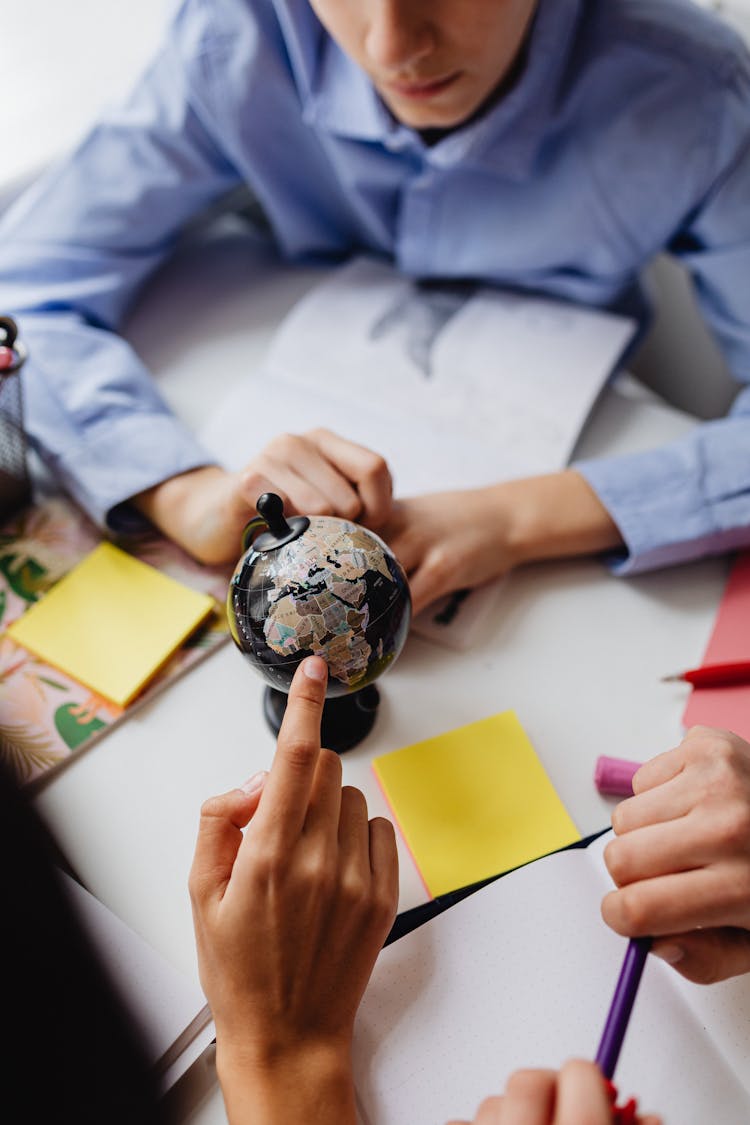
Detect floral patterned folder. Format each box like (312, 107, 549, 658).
(0, 497, 231, 787)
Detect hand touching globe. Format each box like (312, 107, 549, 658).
(227, 494, 411, 750)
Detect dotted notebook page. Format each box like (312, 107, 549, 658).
(353, 842, 750, 1125)
(669, 971, 750, 1103)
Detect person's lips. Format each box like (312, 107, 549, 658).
(385, 71, 461, 100)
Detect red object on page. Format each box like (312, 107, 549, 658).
(682, 551, 750, 741)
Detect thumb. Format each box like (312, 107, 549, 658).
(652, 927, 750, 984)
(188, 773, 268, 907)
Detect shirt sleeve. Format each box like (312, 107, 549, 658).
(575, 51, 750, 575)
(0, 0, 243, 530)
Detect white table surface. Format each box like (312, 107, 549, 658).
(31, 223, 728, 1122)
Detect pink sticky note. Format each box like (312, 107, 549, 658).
(682, 552, 750, 741)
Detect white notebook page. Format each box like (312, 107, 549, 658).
(353, 834, 750, 1125)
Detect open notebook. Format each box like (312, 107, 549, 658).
(353, 832, 750, 1125)
(62, 873, 213, 1092)
(200, 256, 635, 649)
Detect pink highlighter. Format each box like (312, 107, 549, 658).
(594, 756, 641, 797)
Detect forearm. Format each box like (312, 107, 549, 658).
(216, 1040, 358, 1125)
(12, 313, 208, 529)
(496, 468, 623, 567)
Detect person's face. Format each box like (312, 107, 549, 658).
(308, 0, 539, 130)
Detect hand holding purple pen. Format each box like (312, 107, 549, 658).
(601, 726, 750, 985)
(590, 723, 750, 1119)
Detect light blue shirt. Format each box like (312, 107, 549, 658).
(1, 0, 750, 573)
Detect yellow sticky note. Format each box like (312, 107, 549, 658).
(372, 711, 580, 898)
(6, 542, 215, 707)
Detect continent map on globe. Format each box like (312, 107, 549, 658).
(229, 515, 411, 697)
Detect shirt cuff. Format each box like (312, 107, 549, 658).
(574, 444, 750, 575)
(43, 412, 215, 533)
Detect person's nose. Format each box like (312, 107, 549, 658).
(364, 1, 435, 74)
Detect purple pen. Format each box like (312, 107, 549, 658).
(595, 937, 652, 1080)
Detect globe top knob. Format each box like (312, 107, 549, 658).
(243, 492, 310, 553)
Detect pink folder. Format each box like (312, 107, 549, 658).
(682, 552, 750, 741)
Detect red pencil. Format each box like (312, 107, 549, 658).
(661, 660, 750, 688)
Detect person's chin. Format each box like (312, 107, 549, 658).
(379, 77, 481, 131)
(382, 94, 475, 130)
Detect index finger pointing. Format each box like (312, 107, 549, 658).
(249, 657, 328, 843)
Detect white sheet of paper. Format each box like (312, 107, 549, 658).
(62, 873, 214, 1090)
(353, 833, 750, 1125)
(201, 258, 635, 647)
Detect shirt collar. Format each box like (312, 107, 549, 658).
(282, 0, 584, 179)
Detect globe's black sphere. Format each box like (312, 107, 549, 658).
(227, 514, 411, 698)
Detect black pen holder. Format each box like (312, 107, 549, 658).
(0, 317, 32, 520)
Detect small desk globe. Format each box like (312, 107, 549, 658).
(227, 493, 411, 752)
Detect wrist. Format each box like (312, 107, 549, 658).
(132, 464, 220, 530)
(131, 464, 230, 562)
(491, 469, 623, 568)
(216, 1038, 357, 1125)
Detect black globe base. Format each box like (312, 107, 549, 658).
(263, 683, 381, 754)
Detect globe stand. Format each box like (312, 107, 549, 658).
(263, 683, 381, 754)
